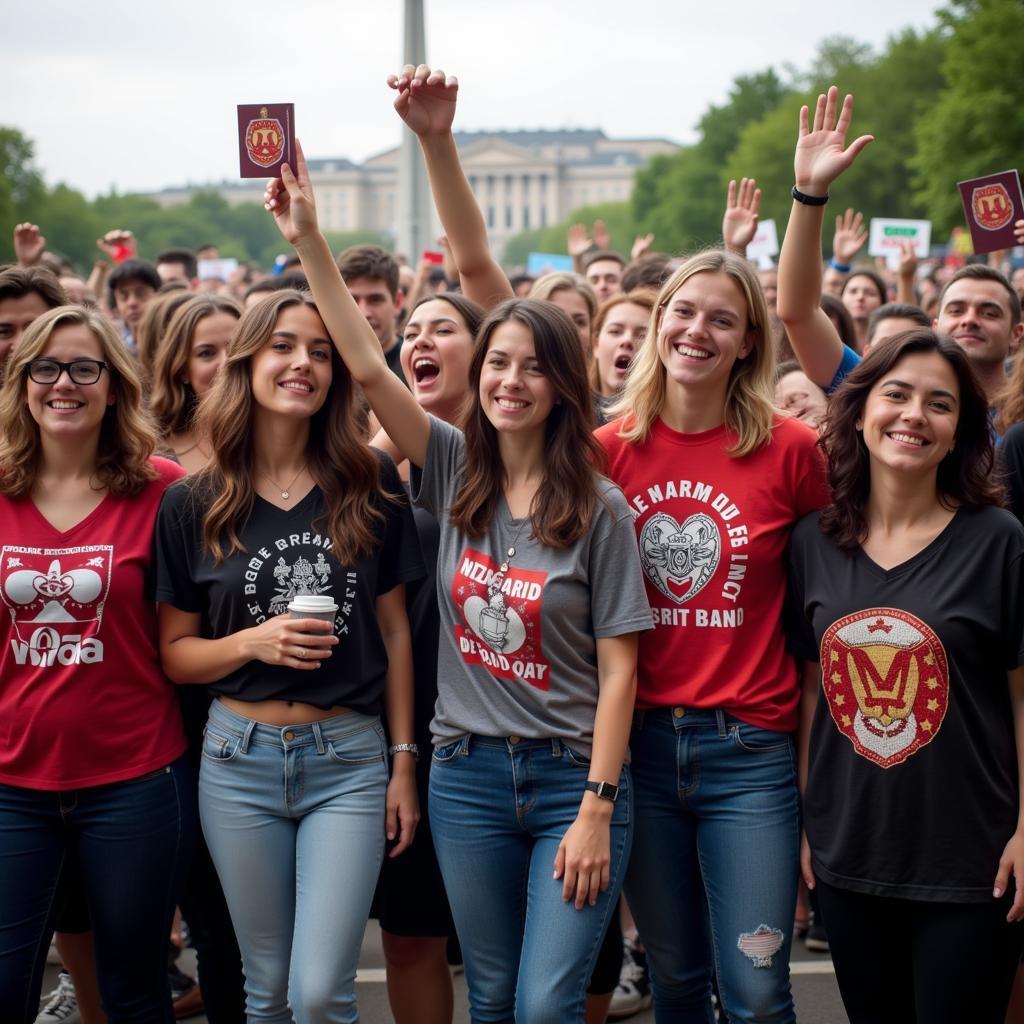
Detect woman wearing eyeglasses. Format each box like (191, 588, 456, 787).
(0, 305, 194, 1023)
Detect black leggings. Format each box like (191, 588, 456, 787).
(816, 879, 1024, 1024)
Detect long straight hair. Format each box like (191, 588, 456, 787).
(191, 290, 388, 564)
(608, 250, 776, 456)
(448, 298, 607, 548)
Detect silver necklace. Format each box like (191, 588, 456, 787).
(494, 513, 530, 582)
(262, 464, 306, 501)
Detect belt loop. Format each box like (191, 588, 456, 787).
(311, 721, 325, 754)
(716, 710, 727, 737)
(240, 719, 256, 753)
(460, 735, 472, 757)
(550, 738, 561, 757)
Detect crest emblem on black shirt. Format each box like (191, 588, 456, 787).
(820, 608, 948, 768)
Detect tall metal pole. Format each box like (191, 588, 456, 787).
(396, 0, 432, 259)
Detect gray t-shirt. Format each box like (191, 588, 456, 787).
(411, 417, 652, 757)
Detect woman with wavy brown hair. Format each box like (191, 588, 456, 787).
(788, 328, 1024, 1022)
(265, 143, 652, 1024)
(134, 288, 194, 388)
(151, 288, 423, 1024)
(0, 305, 194, 1022)
(149, 293, 241, 473)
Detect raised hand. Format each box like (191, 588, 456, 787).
(387, 64, 458, 138)
(567, 223, 591, 258)
(896, 238, 918, 280)
(794, 86, 874, 197)
(631, 232, 655, 261)
(96, 229, 136, 262)
(722, 177, 761, 254)
(264, 138, 320, 246)
(1015, 219, 1024, 246)
(832, 208, 866, 264)
(14, 223, 46, 266)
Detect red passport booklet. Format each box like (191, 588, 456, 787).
(237, 103, 295, 178)
(957, 169, 1023, 254)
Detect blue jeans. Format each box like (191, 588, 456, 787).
(625, 708, 798, 1024)
(198, 700, 388, 1024)
(0, 757, 195, 1024)
(429, 736, 632, 1024)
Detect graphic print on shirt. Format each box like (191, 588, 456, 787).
(640, 512, 720, 604)
(1, 545, 112, 666)
(453, 547, 550, 689)
(241, 532, 355, 636)
(625, 478, 748, 629)
(820, 608, 949, 769)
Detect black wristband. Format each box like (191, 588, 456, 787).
(792, 185, 829, 206)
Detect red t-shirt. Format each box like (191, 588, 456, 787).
(597, 415, 829, 732)
(0, 457, 187, 789)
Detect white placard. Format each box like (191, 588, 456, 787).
(198, 257, 239, 281)
(746, 219, 779, 269)
(868, 219, 931, 270)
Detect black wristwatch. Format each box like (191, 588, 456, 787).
(585, 780, 619, 803)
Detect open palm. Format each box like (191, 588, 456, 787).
(388, 65, 457, 137)
(794, 86, 873, 194)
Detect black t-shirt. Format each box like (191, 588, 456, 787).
(152, 453, 425, 714)
(406, 497, 441, 743)
(787, 505, 1024, 902)
(1000, 422, 1024, 524)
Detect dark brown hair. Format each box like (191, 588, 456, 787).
(191, 290, 388, 564)
(336, 245, 399, 299)
(819, 328, 1001, 551)
(0, 265, 67, 310)
(939, 264, 1021, 326)
(448, 298, 607, 547)
(820, 293, 858, 351)
(841, 268, 888, 308)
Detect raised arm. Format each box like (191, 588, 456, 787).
(387, 65, 513, 310)
(777, 87, 873, 389)
(265, 141, 431, 467)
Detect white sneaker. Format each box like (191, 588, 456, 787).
(608, 937, 652, 1019)
(35, 971, 80, 1024)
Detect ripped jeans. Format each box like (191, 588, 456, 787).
(624, 708, 798, 1024)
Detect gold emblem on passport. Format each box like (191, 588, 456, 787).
(971, 183, 1014, 231)
(246, 108, 285, 168)
(819, 608, 948, 769)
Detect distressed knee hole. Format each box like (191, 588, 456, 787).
(737, 924, 784, 968)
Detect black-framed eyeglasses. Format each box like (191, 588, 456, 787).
(26, 358, 108, 386)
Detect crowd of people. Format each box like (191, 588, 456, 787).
(2, 67, 1024, 1024)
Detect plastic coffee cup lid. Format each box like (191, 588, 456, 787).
(288, 595, 338, 612)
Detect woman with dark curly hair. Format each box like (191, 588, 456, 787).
(787, 328, 1024, 1023)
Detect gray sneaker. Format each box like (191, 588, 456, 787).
(35, 971, 80, 1024)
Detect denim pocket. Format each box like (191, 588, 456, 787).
(730, 723, 792, 754)
(326, 724, 386, 766)
(201, 727, 240, 763)
(431, 739, 465, 764)
(562, 745, 592, 769)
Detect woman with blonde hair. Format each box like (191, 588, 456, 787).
(150, 293, 242, 473)
(152, 288, 423, 1024)
(596, 248, 830, 1021)
(529, 272, 598, 354)
(0, 305, 193, 1021)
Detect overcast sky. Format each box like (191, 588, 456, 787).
(5, 0, 943, 198)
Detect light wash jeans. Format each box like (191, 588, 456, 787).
(429, 735, 631, 1024)
(199, 700, 387, 1024)
(625, 708, 799, 1024)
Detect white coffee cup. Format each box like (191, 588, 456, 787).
(288, 594, 338, 628)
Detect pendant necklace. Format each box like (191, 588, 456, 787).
(262, 464, 307, 501)
(493, 512, 531, 585)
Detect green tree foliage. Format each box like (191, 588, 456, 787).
(630, 71, 787, 252)
(0, 128, 46, 262)
(912, 0, 1024, 233)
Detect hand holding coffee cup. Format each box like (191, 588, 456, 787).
(288, 595, 339, 664)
